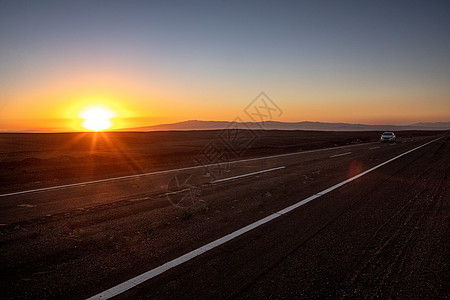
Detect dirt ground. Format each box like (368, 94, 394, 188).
(0, 130, 447, 299)
(0, 130, 440, 193)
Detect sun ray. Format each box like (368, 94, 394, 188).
(99, 132, 146, 175)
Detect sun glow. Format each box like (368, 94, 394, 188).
(80, 106, 116, 131)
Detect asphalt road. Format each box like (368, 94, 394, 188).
(1, 134, 448, 299)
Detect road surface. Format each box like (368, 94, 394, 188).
(0, 134, 448, 299)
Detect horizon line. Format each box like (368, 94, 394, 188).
(1, 119, 449, 133)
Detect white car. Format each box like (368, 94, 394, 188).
(380, 132, 396, 143)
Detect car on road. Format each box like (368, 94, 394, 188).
(380, 131, 396, 143)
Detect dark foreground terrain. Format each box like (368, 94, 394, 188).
(0, 130, 448, 299)
(0, 130, 440, 193)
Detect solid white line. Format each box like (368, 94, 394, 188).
(87, 137, 442, 300)
(210, 166, 285, 184)
(329, 152, 351, 158)
(0, 142, 377, 198)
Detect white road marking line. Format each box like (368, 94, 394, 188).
(0, 142, 377, 198)
(329, 152, 351, 158)
(87, 137, 442, 300)
(369, 146, 380, 150)
(210, 167, 285, 184)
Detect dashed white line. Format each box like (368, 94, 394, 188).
(369, 146, 380, 150)
(87, 137, 442, 300)
(210, 166, 285, 184)
(329, 152, 351, 158)
(0, 142, 376, 198)
(165, 168, 285, 195)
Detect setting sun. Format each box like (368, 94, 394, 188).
(80, 106, 116, 131)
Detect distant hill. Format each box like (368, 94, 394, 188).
(119, 120, 450, 132)
(3, 121, 448, 133)
(409, 122, 450, 128)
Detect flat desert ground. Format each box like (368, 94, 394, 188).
(0, 130, 441, 193)
(0, 130, 448, 299)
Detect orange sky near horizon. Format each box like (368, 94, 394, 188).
(1, 84, 448, 132)
(0, 59, 448, 131)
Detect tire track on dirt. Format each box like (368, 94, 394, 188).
(230, 143, 437, 299)
(233, 136, 447, 299)
(343, 137, 448, 298)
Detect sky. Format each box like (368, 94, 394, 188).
(0, 0, 449, 131)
